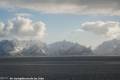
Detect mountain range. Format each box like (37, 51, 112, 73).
(0, 40, 93, 56)
(0, 39, 120, 56)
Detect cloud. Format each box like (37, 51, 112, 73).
(80, 21, 120, 38)
(74, 29, 84, 32)
(0, 16, 46, 40)
(15, 13, 31, 17)
(0, 0, 120, 15)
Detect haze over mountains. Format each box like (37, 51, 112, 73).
(0, 39, 119, 57)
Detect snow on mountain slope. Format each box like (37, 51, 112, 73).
(0, 40, 93, 57)
(94, 39, 120, 55)
(0, 40, 47, 56)
(48, 40, 93, 56)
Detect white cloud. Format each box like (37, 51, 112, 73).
(0, 0, 120, 15)
(81, 21, 120, 39)
(0, 16, 46, 40)
(15, 13, 31, 17)
(75, 29, 84, 32)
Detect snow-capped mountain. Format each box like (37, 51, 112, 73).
(48, 40, 93, 56)
(22, 41, 48, 56)
(0, 40, 47, 56)
(0, 40, 93, 57)
(94, 39, 120, 55)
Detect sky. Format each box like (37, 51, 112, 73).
(0, 0, 120, 48)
